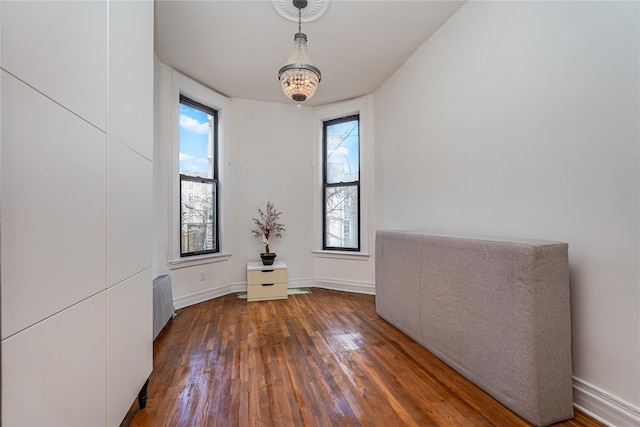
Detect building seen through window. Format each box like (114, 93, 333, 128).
(323, 115, 360, 251)
(179, 95, 219, 256)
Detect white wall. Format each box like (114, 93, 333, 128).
(1, 1, 153, 425)
(374, 0, 639, 423)
(153, 66, 317, 305)
(153, 64, 234, 306)
(153, 66, 377, 303)
(311, 97, 376, 293)
(152, 2, 638, 424)
(228, 99, 315, 286)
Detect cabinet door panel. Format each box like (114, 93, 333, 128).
(2, 293, 107, 426)
(108, 138, 152, 287)
(107, 269, 153, 427)
(1, 1, 107, 130)
(108, 0, 153, 158)
(1, 72, 106, 338)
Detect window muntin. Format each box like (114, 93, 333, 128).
(323, 115, 360, 251)
(180, 175, 217, 255)
(179, 95, 219, 257)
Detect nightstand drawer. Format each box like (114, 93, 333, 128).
(247, 268, 287, 285)
(247, 282, 288, 301)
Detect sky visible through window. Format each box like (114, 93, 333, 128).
(327, 119, 359, 182)
(179, 103, 210, 175)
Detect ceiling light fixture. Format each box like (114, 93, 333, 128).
(278, 0, 321, 102)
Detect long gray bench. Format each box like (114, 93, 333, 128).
(375, 230, 574, 427)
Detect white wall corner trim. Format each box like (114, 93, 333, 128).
(314, 278, 375, 295)
(573, 378, 640, 427)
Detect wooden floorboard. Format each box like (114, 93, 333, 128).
(121, 288, 605, 427)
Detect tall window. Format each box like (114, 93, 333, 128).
(179, 94, 218, 256)
(323, 115, 360, 251)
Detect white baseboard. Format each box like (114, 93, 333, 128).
(289, 277, 317, 289)
(173, 277, 322, 309)
(173, 277, 374, 309)
(173, 282, 244, 309)
(573, 377, 640, 427)
(314, 277, 376, 295)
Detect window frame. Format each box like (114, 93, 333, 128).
(169, 70, 230, 268)
(179, 174, 218, 256)
(178, 95, 219, 257)
(322, 114, 361, 251)
(312, 95, 372, 260)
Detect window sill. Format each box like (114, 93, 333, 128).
(169, 253, 231, 270)
(311, 250, 370, 261)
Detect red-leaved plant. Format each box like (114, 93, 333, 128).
(251, 201, 285, 255)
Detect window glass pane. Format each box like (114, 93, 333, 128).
(325, 185, 358, 249)
(181, 177, 217, 255)
(326, 118, 359, 184)
(179, 102, 215, 179)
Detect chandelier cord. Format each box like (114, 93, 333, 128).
(298, 6, 302, 34)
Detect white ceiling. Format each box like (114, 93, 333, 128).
(155, 1, 466, 107)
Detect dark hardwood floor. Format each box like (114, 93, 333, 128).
(121, 288, 604, 427)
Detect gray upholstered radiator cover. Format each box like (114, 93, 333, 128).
(375, 230, 573, 427)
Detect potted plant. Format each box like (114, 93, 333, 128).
(251, 201, 285, 265)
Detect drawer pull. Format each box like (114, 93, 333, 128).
(261, 283, 275, 287)
(261, 269, 274, 273)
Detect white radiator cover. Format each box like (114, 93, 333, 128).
(152, 275, 174, 340)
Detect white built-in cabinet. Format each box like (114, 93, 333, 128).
(0, 1, 153, 425)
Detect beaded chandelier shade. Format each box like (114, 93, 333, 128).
(278, 0, 321, 102)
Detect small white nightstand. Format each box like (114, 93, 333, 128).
(246, 261, 288, 302)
